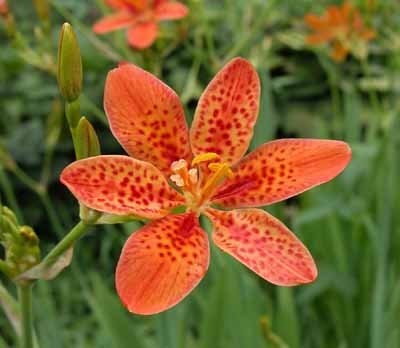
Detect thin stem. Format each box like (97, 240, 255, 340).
(0, 165, 24, 222)
(43, 220, 93, 267)
(18, 284, 33, 348)
(38, 193, 64, 237)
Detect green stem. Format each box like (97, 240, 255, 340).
(18, 284, 33, 348)
(38, 193, 64, 237)
(0, 166, 24, 222)
(42, 220, 93, 267)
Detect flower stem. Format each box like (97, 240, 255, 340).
(18, 284, 33, 348)
(42, 220, 93, 267)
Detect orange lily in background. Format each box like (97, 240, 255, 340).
(0, 0, 8, 16)
(304, 1, 375, 62)
(93, 0, 188, 49)
(60, 58, 351, 315)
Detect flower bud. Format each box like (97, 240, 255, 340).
(0, 206, 40, 280)
(75, 117, 101, 160)
(57, 23, 82, 102)
(33, 0, 50, 23)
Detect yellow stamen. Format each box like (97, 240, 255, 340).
(200, 163, 232, 203)
(191, 152, 220, 166)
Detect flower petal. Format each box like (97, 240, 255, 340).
(126, 21, 158, 49)
(206, 208, 317, 286)
(92, 11, 135, 34)
(154, 1, 189, 20)
(212, 139, 351, 208)
(104, 63, 192, 175)
(60, 155, 184, 219)
(116, 213, 209, 315)
(106, 0, 147, 11)
(190, 57, 260, 166)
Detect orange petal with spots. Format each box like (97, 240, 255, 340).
(212, 139, 351, 208)
(116, 213, 209, 315)
(190, 57, 260, 166)
(60, 155, 184, 219)
(206, 208, 317, 286)
(104, 63, 192, 175)
(92, 11, 136, 34)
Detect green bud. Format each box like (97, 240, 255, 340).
(0, 206, 41, 280)
(57, 23, 82, 102)
(75, 117, 101, 160)
(33, 0, 50, 23)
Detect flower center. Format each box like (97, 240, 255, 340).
(170, 153, 233, 213)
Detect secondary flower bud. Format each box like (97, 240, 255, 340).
(0, 206, 40, 280)
(57, 23, 82, 102)
(33, 0, 50, 23)
(75, 117, 101, 159)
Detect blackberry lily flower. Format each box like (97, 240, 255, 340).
(60, 58, 351, 314)
(93, 0, 188, 49)
(304, 1, 375, 62)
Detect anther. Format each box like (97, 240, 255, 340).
(171, 159, 188, 172)
(170, 174, 184, 187)
(188, 168, 198, 184)
(192, 152, 220, 166)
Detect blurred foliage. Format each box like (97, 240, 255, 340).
(1, 0, 400, 347)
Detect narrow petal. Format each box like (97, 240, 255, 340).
(116, 213, 209, 315)
(106, 0, 147, 11)
(212, 139, 351, 208)
(92, 11, 135, 34)
(105, 0, 130, 10)
(206, 208, 317, 286)
(154, 2, 189, 20)
(190, 58, 260, 166)
(304, 13, 328, 31)
(127, 21, 158, 49)
(60, 155, 184, 219)
(104, 63, 192, 175)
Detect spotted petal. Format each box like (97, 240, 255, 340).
(206, 208, 317, 286)
(60, 155, 184, 219)
(212, 139, 351, 208)
(190, 58, 260, 166)
(93, 11, 135, 34)
(116, 213, 209, 315)
(104, 63, 191, 175)
(154, 1, 189, 20)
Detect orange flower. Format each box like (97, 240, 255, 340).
(60, 58, 351, 315)
(92, 0, 188, 49)
(0, 0, 8, 16)
(304, 1, 375, 62)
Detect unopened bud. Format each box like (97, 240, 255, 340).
(0, 207, 41, 280)
(75, 117, 101, 159)
(57, 23, 82, 102)
(33, 0, 50, 23)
